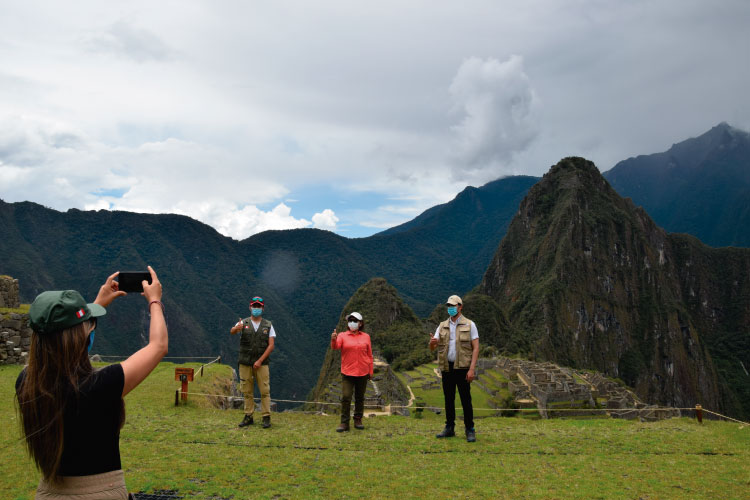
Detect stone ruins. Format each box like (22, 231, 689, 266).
(479, 356, 679, 421)
(0, 276, 31, 366)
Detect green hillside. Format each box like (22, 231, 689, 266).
(2, 363, 748, 500)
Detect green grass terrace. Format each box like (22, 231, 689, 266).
(2, 362, 748, 499)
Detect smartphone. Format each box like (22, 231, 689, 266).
(117, 271, 152, 293)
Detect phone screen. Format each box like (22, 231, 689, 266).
(117, 271, 152, 293)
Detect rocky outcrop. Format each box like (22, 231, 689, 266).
(477, 157, 750, 419)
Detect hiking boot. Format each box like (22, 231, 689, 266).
(238, 415, 253, 427)
(262, 416, 271, 428)
(435, 426, 455, 438)
(466, 428, 476, 442)
(336, 422, 350, 432)
(353, 416, 364, 429)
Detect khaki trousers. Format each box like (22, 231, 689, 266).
(36, 469, 128, 499)
(239, 363, 271, 417)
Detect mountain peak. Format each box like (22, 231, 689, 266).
(476, 156, 750, 415)
(545, 156, 600, 178)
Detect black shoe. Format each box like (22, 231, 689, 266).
(466, 428, 476, 442)
(436, 426, 455, 438)
(238, 415, 253, 427)
(336, 422, 350, 432)
(262, 416, 271, 428)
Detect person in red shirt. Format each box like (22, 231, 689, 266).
(330, 311, 374, 432)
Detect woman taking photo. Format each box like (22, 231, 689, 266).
(330, 312, 373, 432)
(15, 267, 167, 499)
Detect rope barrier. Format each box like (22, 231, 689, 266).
(97, 356, 218, 360)
(175, 390, 750, 424)
(703, 409, 750, 426)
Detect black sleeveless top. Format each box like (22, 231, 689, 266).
(17, 364, 125, 476)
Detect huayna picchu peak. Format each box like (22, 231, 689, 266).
(475, 157, 750, 419)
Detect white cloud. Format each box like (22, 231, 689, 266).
(311, 209, 339, 230)
(449, 56, 541, 176)
(0, 1, 748, 237)
(203, 202, 310, 240)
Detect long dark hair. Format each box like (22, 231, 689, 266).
(16, 320, 124, 483)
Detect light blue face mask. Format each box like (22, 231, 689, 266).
(87, 331, 95, 353)
(251, 308, 263, 317)
(447, 306, 458, 317)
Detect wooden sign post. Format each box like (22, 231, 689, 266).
(175, 367, 195, 403)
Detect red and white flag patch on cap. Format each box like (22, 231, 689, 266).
(76, 309, 86, 318)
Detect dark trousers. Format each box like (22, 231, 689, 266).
(441, 362, 474, 430)
(341, 374, 368, 423)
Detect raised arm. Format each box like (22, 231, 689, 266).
(331, 330, 343, 350)
(230, 318, 243, 335)
(121, 266, 168, 397)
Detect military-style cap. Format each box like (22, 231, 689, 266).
(347, 312, 363, 321)
(446, 295, 463, 306)
(29, 290, 106, 335)
(250, 296, 264, 306)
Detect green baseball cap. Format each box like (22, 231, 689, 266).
(29, 290, 107, 335)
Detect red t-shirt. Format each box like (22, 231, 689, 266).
(331, 331, 374, 377)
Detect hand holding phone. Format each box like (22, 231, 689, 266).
(117, 271, 152, 293)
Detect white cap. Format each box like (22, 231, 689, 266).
(347, 311, 363, 321)
(446, 295, 463, 306)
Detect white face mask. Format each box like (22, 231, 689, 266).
(348, 321, 360, 331)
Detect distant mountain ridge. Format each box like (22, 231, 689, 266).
(604, 122, 750, 247)
(0, 175, 534, 402)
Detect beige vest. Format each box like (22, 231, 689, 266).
(437, 315, 474, 371)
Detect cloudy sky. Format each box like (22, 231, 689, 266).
(1, 1, 749, 239)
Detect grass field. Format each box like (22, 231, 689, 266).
(2, 363, 749, 499)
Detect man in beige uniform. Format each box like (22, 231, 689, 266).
(429, 295, 479, 442)
(230, 296, 275, 428)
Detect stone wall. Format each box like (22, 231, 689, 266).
(1, 312, 31, 365)
(0, 276, 20, 308)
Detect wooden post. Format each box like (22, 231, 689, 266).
(174, 367, 194, 403)
(175, 390, 179, 406)
(180, 377, 189, 401)
(695, 404, 703, 424)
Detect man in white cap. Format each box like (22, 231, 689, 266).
(429, 295, 479, 442)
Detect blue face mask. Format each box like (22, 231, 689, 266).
(251, 308, 263, 317)
(447, 306, 458, 317)
(87, 331, 95, 353)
